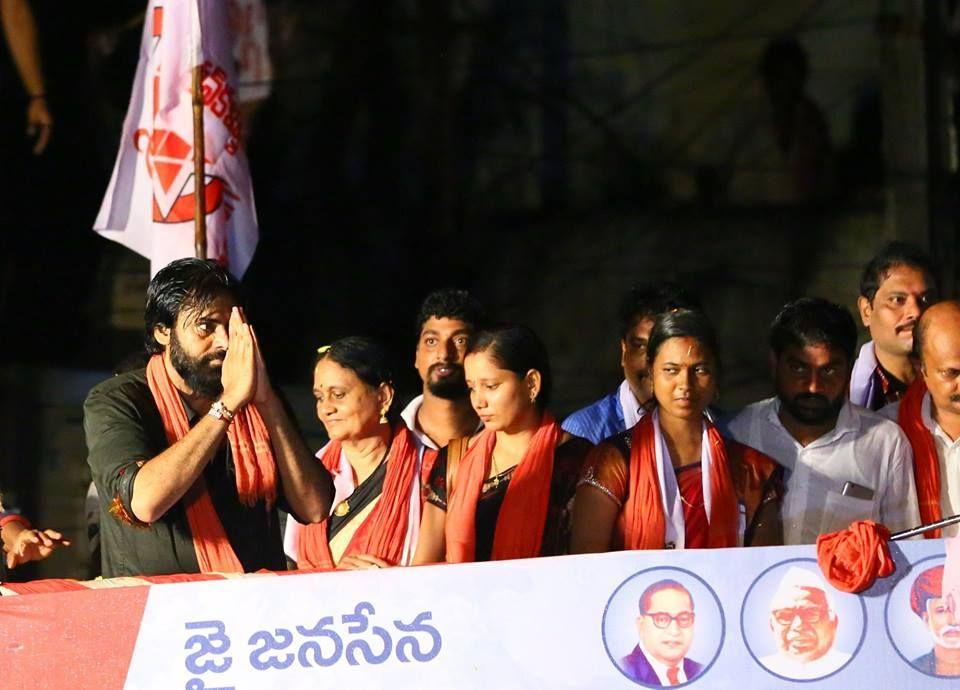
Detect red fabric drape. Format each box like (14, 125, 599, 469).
(296, 426, 419, 569)
(146, 354, 277, 573)
(816, 520, 894, 593)
(445, 413, 560, 562)
(622, 414, 738, 550)
(898, 379, 942, 538)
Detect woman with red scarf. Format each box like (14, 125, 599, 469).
(285, 337, 422, 570)
(413, 325, 591, 563)
(570, 309, 783, 553)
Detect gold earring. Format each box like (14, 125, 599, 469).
(379, 408, 388, 424)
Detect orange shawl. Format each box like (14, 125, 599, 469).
(445, 413, 560, 563)
(622, 413, 738, 550)
(145, 354, 277, 573)
(816, 520, 894, 593)
(898, 378, 941, 538)
(296, 425, 419, 569)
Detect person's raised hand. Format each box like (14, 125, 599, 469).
(249, 324, 275, 406)
(220, 307, 256, 411)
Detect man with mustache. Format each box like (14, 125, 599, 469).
(884, 301, 960, 538)
(562, 283, 696, 444)
(909, 565, 960, 676)
(759, 567, 850, 679)
(85, 259, 333, 577)
(726, 298, 919, 544)
(402, 289, 486, 485)
(851, 242, 937, 411)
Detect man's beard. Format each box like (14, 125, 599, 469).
(779, 392, 844, 426)
(426, 363, 468, 400)
(169, 330, 224, 399)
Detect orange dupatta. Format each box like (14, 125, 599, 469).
(444, 413, 560, 563)
(898, 378, 941, 538)
(145, 354, 277, 573)
(296, 425, 419, 569)
(622, 413, 738, 550)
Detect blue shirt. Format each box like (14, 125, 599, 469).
(561, 391, 625, 445)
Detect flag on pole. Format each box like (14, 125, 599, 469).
(94, 0, 259, 278)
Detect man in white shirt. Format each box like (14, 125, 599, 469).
(758, 567, 851, 680)
(727, 297, 919, 544)
(884, 301, 960, 537)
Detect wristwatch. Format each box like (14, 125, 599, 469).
(207, 400, 236, 423)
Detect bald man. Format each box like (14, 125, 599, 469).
(759, 567, 851, 680)
(884, 301, 960, 536)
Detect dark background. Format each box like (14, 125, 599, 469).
(1, 0, 959, 578)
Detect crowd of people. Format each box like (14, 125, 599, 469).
(0, 240, 950, 585)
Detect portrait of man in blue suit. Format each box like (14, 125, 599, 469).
(619, 579, 703, 686)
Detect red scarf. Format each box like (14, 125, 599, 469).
(296, 425, 419, 569)
(444, 413, 560, 563)
(898, 378, 941, 538)
(622, 413, 738, 550)
(145, 354, 277, 573)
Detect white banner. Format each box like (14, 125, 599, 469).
(2, 541, 956, 689)
(120, 541, 949, 689)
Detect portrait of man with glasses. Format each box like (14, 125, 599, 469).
(619, 578, 702, 686)
(758, 566, 851, 679)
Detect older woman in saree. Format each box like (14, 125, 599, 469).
(570, 309, 783, 552)
(285, 337, 422, 569)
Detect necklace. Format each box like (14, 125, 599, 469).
(489, 451, 502, 489)
(333, 444, 390, 517)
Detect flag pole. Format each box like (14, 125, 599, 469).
(191, 64, 207, 259)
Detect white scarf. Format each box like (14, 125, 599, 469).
(650, 409, 714, 549)
(849, 341, 878, 408)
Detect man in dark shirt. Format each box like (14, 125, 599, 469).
(851, 242, 938, 410)
(84, 259, 332, 577)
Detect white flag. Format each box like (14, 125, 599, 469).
(94, 0, 259, 278)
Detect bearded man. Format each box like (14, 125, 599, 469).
(84, 259, 333, 577)
(402, 288, 486, 484)
(725, 298, 919, 544)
